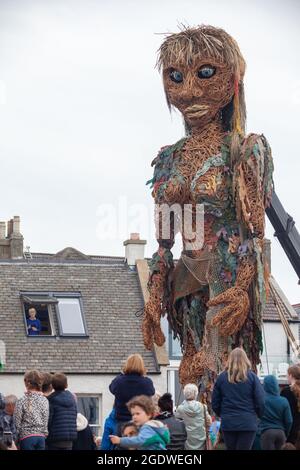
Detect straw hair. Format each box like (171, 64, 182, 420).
(157, 24, 246, 165)
(123, 353, 147, 376)
(227, 348, 251, 383)
(157, 24, 245, 76)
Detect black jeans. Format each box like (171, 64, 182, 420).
(223, 431, 256, 450)
(47, 441, 73, 451)
(261, 429, 286, 450)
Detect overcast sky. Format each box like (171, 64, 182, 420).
(0, 0, 299, 303)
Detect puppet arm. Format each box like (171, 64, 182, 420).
(142, 218, 175, 350)
(208, 134, 274, 336)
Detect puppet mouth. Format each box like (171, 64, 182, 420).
(185, 104, 209, 117)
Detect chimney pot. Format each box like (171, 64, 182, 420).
(130, 233, 140, 240)
(123, 234, 146, 266)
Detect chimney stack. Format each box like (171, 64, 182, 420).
(7, 219, 13, 237)
(123, 233, 146, 267)
(0, 222, 6, 239)
(12, 216, 21, 235)
(0, 216, 24, 259)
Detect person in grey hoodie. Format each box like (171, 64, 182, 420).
(259, 375, 292, 450)
(175, 383, 212, 450)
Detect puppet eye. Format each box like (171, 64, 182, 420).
(197, 65, 216, 79)
(169, 69, 183, 83)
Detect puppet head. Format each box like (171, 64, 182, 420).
(157, 25, 246, 136)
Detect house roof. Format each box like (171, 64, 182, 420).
(0, 249, 159, 374)
(292, 303, 300, 317)
(263, 277, 299, 322)
(1, 244, 298, 374)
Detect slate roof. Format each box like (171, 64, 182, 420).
(0, 250, 159, 374)
(292, 303, 300, 317)
(263, 277, 299, 322)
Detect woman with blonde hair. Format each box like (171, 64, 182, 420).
(280, 365, 300, 444)
(109, 354, 155, 430)
(212, 348, 265, 450)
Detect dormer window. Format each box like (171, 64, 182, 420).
(21, 292, 88, 338)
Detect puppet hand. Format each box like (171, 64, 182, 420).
(144, 294, 162, 326)
(207, 286, 249, 336)
(143, 297, 165, 350)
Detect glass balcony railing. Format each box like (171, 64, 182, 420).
(258, 354, 296, 380)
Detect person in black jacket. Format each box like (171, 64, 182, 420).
(212, 348, 265, 450)
(109, 354, 155, 431)
(47, 373, 77, 450)
(156, 393, 187, 450)
(280, 365, 300, 444)
(72, 413, 96, 450)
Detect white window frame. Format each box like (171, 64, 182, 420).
(55, 294, 88, 337)
(76, 393, 102, 436)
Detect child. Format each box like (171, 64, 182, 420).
(110, 395, 170, 450)
(121, 421, 138, 438)
(121, 422, 139, 450)
(14, 370, 49, 450)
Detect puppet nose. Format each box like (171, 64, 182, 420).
(180, 75, 203, 102)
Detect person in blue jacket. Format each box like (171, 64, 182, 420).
(109, 354, 155, 431)
(259, 375, 292, 450)
(26, 307, 41, 335)
(212, 347, 265, 450)
(100, 408, 117, 450)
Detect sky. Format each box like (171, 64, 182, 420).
(0, 0, 299, 303)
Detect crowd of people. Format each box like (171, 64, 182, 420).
(0, 370, 96, 451)
(0, 350, 300, 451)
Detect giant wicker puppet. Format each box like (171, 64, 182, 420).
(142, 25, 274, 393)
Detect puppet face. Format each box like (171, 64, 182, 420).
(163, 60, 235, 129)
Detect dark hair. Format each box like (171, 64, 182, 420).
(24, 370, 43, 391)
(121, 421, 138, 436)
(126, 395, 155, 417)
(42, 372, 53, 393)
(158, 393, 173, 413)
(52, 372, 68, 391)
